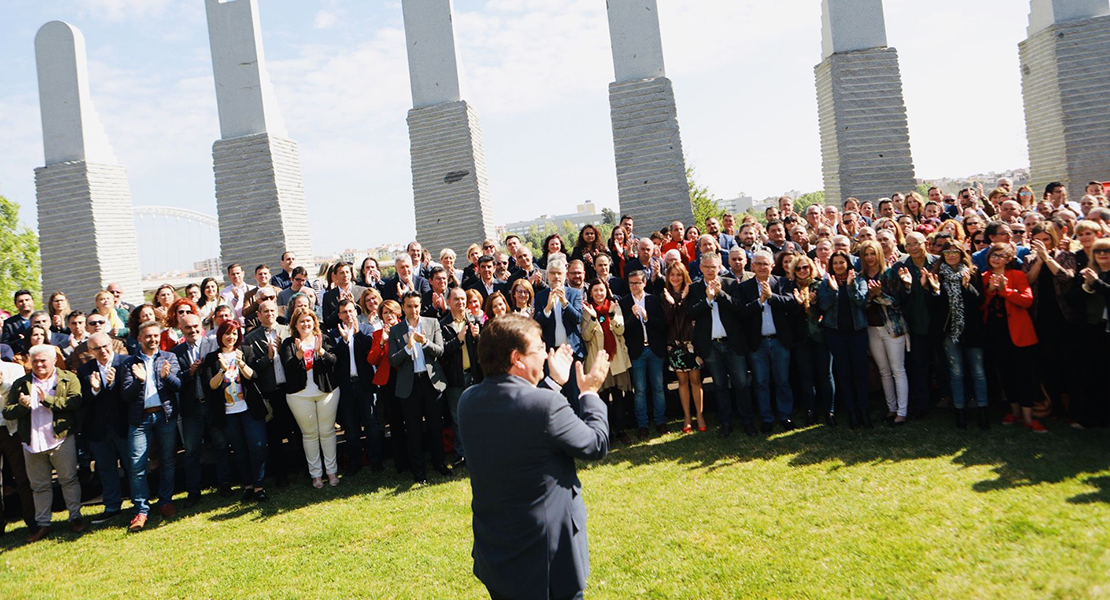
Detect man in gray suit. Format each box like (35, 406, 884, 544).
(388, 291, 448, 484)
(458, 314, 611, 600)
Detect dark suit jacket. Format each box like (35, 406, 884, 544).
(327, 323, 375, 385)
(279, 335, 338, 394)
(457, 374, 609, 600)
(120, 350, 182, 426)
(738, 275, 798, 350)
(506, 268, 548, 292)
(440, 314, 481, 387)
(533, 286, 584, 357)
(623, 258, 665, 295)
(381, 275, 431, 302)
(388, 317, 447, 399)
(76, 354, 130, 440)
(1, 315, 31, 354)
(420, 289, 452, 321)
(687, 276, 749, 357)
(242, 324, 291, 393)
(0, 343, 13, 363)
(169, 339, 208, 416)
(197, 350, 269, 427)
(322, 284, 368, 330)
(618, 293, 667, 360)
(465, 278, 508, 305)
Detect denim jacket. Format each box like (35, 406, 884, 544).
(861, 269, 907, 338)
(816, 275, 868, 332)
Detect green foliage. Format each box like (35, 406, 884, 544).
(794, 190, 825, 215)
(601, 207, 618, 226)
(0, 195, 41, 313)
(688, 166, 723, 227)
(916, 182, 933, 198)
(520, 220, 614, 257)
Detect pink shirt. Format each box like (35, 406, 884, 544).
(25, 372, 62, 454)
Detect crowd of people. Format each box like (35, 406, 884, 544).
(2, 177, 1109, 544)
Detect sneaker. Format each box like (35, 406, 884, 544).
(128, 514, 147, 533)
(1025, 420, 1048, 433)
(1001, 413, 1022, 426)
(254, 490, 270, 503)
(91, 510, 121, 526)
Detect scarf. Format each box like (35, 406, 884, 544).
(593, 299, 617, 356)
(938, 262, 965, 343)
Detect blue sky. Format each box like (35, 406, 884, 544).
(0, 0, 1032, 255)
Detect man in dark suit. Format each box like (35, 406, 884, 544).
(533, 257, 584, 359)
(421, 266, 452, 321)
(592, 253, 627, 298)
(738, 250, 799, 432)
(76, 332, 132, 524)
(465, 255, 507, 305)
(440, 287, 481, 468)
(0, 342, 13, 362)
(688, 252, 755, 437)
(624, 237, 665, 295)
(506, 247, 547, 293)
(243, 300, 300, 486)
(382, 254, 432, 302)
(458, 314, 610, 600)
(388, 292, 448, 484)
(321, 261, 367, 330)
(1, 290, 35, 353)
(119, 321, 181, 531)
(171, 314, 232, 506)
(328, 298, 381, 476)
(620, 270, 669, 437)
(687, 234, 730, 282)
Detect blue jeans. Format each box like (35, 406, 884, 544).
(630, 347, 666, 427)
(750, 337, 794, 422)
(942, 338, 988, 409)
(223, 411, 268, 488)
(792, 337, 835, 415)
(129, 411, 179, 515)
(701, 340, 752, 426)
(338, 380, 382, 466)
(87, 430, 129, 512)
(825, 328, 871, 415)
(180, 402, 231, 495)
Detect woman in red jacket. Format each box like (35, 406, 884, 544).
(982, 243, 1044, 432)
(366, 300, 405, 472)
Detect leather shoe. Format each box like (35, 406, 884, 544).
(805, 412, 818, 427)
(825, 413, 838, 427)
(254, 490, 270, 503)
(760, 421, 773, 434)
(617, 432, 633, 445)
(159, 503, 177, 518)
(69, 518, 87, 534)
(434, 464, 451, 477)
(637, 427, 649, 440)
(218, 484, 234, 498)
(241, 488, 256, 502)
(780, 419, 795, 432)
(655, 424, 668, 435)
(25, 525, 51, 543)
(128, 514, 147, 533)
(412, 475, 428, 486)
(743, 422, 757, 437)
(717, 424, 732, 438)
(184, 493, 201, 508)
(91, 510, 121, 526)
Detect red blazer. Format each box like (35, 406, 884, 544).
(365, 328, 392, 386)
(981, 269, 1038, 348)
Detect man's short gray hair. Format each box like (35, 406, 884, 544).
(394, 254, 413, 267)
(28, 344, 55, 360)
(752, 250, 774, 263)
(439, 248, 456, 260)
(728, 245, 746, 257)
(546, 256, 568, 272)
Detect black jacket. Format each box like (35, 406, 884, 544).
(169, 340, 207, 417)
(738, 275, 798, 350)
(623, 258, 665, 295)
(327, 324, 376, 385)
(76, 354, 130, 440)
(242, 325, 290, 393)
(440, 314, 482, 387)
(686, 276, 749, 357)
(280, 335, 338, 394)
(198, 350, 269, 427)
(618, 293, 667, 360)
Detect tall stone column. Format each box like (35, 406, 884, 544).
(605, 0, 691, 235)
(33, 21, 144, 306)
(815, 0, 915, 205)
(1020, 0, 1110, 197)
(205, 0, 313, 275)
(402, 0, 495, 256)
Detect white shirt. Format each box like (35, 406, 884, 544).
(26, 372, 62, 454)
(91, 355, 114, 396)
(631, 292, 649, 345)
(759, 295, 777, 337)
(544, 290, 568, 348)
(220, 283, 253, 322)
(707, 281, 727, 340)
(265, 328, 286, 385)
(139, 352, 161, 409)
(341, 325, 358, 379)
(406, 319, 427, 374)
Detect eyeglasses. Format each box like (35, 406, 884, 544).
(943, 249, 961, 256)
(88, 320, 106, 326)
(496, 261, 509, 265)
(795, 265, 811, 271)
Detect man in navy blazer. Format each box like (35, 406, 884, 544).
(119, 321, 181, 530)
(0, 342, 13, 362)
(328, 298, 381, 475)
(533, 257, 583, 359)
(381, 254, 431, 302)
(619, 270, 669, 435)
(458, 314, 610, 600)
(1, 290, 34, 353)
(76, 332, 131, 523)
(738, 250, 799, 432)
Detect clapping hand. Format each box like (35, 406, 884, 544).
(1031, 239, 1049, 262)
(827, 274, 839, 292)
(846, 269, 857, 286)
(759, 280, 772, 303)
(898, 267, 913, 288)
(131, 363, 147, 382)
(18, 392, 31, 408)
(662, 288, 675, 305)
(989, 273, 1007, 292)
(866, 279, 883, 298)
(922, 271, 940, 293)
(160, 360, 171, 379)
(632, 304, 647, 320)
(1081, 267, 1098, 286)
(89, 371, 102, 393)
(582, 301, 597, 319)
(546, 344, 574, 386)
(575, 350, 611, 395)
(961, 269, 972, 289)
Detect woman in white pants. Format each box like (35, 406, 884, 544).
(857, 240, 910, 427)
(280, 307, 340, 488)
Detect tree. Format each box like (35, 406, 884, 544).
(688, 166, 723, 227)
(794, 190, 825, 215)
(601, 207, 617, 226)
(0, 195, 41, 313)
(915, 182, 933, 198)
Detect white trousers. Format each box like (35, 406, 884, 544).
(867, 326, 909, 417)
(287, 390, 340, 478)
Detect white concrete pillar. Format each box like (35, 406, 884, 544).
(1020, 0, 1110, 196)
(605, 0, 691, 235)
(204, 0, 313, 276)
(815, 0, 915, 205)
(34, 21, 143, 306)
(402, 0, 495, 255)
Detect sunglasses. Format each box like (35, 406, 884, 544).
(177, 309, 193, 314)
(1094, 249, 1110, 255)
(88, 320, 106, 326)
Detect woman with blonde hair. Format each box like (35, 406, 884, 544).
(787, 255, 835, 426)
(280, 307, 340, 488)
(92, 289, 127, 338)
(858, 239, 908, 427)
(660, 262, 704, 433)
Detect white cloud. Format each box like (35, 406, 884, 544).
(314, 10, 338, 30)
(79, 0, 174, 21)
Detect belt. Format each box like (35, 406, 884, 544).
(143, 406, 163, 414)
(350, 375, 359, 382)
(763, 334, 777, 339)
(712, 337, 727, 343)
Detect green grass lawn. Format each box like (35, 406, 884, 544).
(2, 416, 1109, 599)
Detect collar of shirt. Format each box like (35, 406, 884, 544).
(32, 372, 57, 393)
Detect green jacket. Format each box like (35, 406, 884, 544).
(1, 370, 83, 443)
